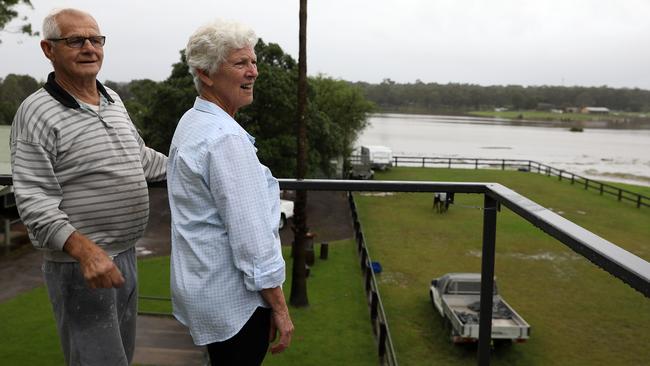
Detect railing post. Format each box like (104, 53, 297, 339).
(571, 174, 575, 185)
(617, 189, 622, 202)
(600, 183, 604, 195)
(476, 159, 479, 169)
(394, 156, 398, 167)
(378, 322, 388, 359)
(558, 170, 562, 181)
(501, 160, 505, 170)
(448, 158, 452, 168)
(365, 266, 372, 293)
(370, 291, 379, 323)
(528, 161, 531, 171)
(422, 157, 425, 168)
(585, 178, 589, 190)
(478, 195, 498, 366)
(638, 195, 642, 208)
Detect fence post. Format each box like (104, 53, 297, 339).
(558, 170, 562, 181)
(585, 178, 589, 190)
(599, 183, 604, 195)
(637, 195, 642, 208)
(528, 161, 531, 171)
(478, 195, 498, 366)
(475, 159, 479, 169)
(448, 158, 452, 169)
(320, 242, 329, 259)
(501, 160, 505, 170)
(571, 174, 575, 185)
(393, 156, 398, 167)
(378, 323, 388, 359)
(617, 190, 622, 202)
(370, 291, 379, 323)
(365, 266, 372, 293)
(422, 157, 425, 168)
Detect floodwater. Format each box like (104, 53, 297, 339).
(356, 113, 650, 186)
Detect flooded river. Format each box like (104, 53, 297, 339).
(356, 113, 650, 186)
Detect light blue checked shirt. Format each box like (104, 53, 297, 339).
(167, 97, 285, 345)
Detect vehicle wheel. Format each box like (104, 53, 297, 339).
(279, 214, 287, 230)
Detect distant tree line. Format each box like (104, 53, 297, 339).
(0, 39, 374, 178)
(353, 79, 650, 114)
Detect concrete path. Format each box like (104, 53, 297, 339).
(133, 315, 206, 366)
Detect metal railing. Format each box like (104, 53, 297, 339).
(3, 175, 649, 365)
(278, 179, 650, 366)
(349, 155, 650, 208)
(347, 191, 398, 365)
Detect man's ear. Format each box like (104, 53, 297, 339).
(196, 69, 213, 87)
(40, 40, 55, 61)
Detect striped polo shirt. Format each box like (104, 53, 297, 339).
(10, 72, 167, 262)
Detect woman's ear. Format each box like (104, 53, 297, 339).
(196, 69, 213, 87)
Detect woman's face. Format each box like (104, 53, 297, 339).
(203, 46, 258, 116)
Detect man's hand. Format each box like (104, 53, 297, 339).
(261, 286, 294, 354)
(63, 231, 125, 288)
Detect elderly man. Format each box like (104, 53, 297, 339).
(167, 20, 293, 365)
(10, 8, 166, 365)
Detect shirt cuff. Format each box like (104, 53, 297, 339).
(244, 256, 286, 292)
(50, 223, 77, 251)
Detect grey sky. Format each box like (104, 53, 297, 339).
(1, 0, 649, 89)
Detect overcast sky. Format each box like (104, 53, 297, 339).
(1, 0, 649, 89)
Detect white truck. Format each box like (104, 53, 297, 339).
(429, 273, 530, 345)
(360, 145, 393, 171)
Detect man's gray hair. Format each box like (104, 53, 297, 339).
(42, 8, 97, 40)
(185, 19, 258, 93)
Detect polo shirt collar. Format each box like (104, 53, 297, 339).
(43, 71, 115, 109)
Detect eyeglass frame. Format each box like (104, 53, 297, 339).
(47, 36, 106, 48)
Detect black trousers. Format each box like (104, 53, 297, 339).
(207, 307, 271, 366)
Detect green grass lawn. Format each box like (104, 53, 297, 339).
(0, 240, 377, 366)
(354, 167, 650, 365)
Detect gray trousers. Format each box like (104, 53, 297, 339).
(43, 248, 138, 366)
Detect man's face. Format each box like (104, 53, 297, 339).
(41, 11, 104, 82)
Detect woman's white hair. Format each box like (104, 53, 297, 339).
(42, 8, 97, 40)
(185, 19, 258, 93)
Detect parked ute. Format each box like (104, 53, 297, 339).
(360, 145, 393, 170)
(429, 273, 530, 344)
(279, 199, 294, 230)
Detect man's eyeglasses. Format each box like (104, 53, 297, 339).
(47, 36, 106, 48)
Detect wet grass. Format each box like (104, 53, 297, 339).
(354, 167, 650, 365)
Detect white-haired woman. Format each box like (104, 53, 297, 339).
(167, 20, 293, 365)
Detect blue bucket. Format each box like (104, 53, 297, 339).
(371, 261, 383, 273)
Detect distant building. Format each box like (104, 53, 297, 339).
(581, 107, 610, 114)
(565, 107, 580, 113)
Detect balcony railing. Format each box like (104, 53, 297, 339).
(2, 175, 648, 366)
(278, 179, 650, 366)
